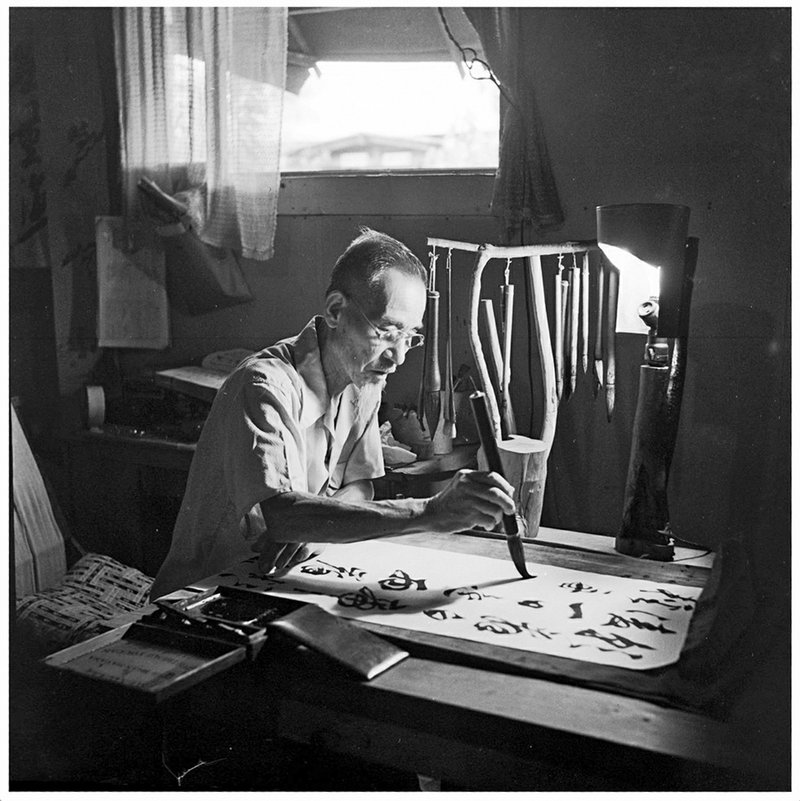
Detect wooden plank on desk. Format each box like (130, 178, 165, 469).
(274, 696, 639, 790)
(231, 644, 776, 790)
(388, 531, 710, 587)
(533, 526, 716, 569)
(368, 656, 773, 783)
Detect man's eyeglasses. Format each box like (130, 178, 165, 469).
(348, 296, 425, 350)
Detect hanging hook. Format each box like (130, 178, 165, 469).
(427, 246, 439, 291)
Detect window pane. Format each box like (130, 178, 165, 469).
(281, 62, 499, 172)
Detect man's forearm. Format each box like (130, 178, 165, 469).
(259, 469, 516, 549)
(260, 491, 434, 544)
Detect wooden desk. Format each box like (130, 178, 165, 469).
(180, 530, 788, 791)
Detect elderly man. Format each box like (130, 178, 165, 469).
(150, 228, 515, 601)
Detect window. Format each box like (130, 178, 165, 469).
(282, 7, 499, 173)
(280, 61, 499, 172)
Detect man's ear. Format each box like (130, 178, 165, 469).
(324, 291, 346, 329)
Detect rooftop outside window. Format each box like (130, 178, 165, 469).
(280, 61, 500, 173)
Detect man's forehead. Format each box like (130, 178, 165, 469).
(371, 268, 426, 324)
(372, 267, 425, 300)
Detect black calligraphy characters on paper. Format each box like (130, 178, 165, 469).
(572, 629, 656, 660)
(605, 610, 676, 635)
(337, 586, 406, 612)
(336, 567, 432, 611)
(475, 615, 558, 640)
(219, 547, 699, 667)
(630, 587, 697, 612)
(559, 581, 610, 595)
(424, 609, 464, 621)
(301, 560, 367, 581)
(378, 569, 428, 592)
(444, 585, 501, 601)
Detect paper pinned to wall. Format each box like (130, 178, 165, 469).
(198, 540, 703, 671)
(96, 216, 170, 349)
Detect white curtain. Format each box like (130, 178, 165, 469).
(113, 7, 287, 261)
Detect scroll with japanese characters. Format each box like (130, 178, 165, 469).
(199, 541, 701, 671)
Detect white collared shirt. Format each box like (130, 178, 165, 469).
(150, 317, 384, 599)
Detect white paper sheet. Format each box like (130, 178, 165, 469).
(199, 541, 702, 670)
(96, 216, 170, 349)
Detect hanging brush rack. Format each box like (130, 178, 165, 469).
(425, 237, 607, 444)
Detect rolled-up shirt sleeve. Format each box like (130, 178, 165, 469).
(332, 411, 385, 493)
(221, 365, 308, 522)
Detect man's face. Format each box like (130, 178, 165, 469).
(336, 267, 427, 390)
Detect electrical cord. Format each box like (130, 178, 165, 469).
(436, 7, 521, 114)
(672, 550, 713, 563)
(669, 533, 714, 562)
(670, 533, 711, 551)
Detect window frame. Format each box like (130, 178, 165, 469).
(279, 8, 499, 216)
(276, 170, 496, 218)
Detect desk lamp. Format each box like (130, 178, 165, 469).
(596, 204, 698, 560)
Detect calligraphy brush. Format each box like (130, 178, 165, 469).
(443, 250, 457, 439)
(501, 277, 515, 435)
(605, 262, 619, 421)
(422, 289, 442, 438)
(560, 277, 569, 401)
(593, 255, 605, 399)
(569, 256, 580, 398)
(469, 390, 531, 579)
(581, 251, 590, 375)
(554, 256, 564, 401)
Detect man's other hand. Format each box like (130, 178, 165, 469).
(254, 539, 325, 574)
(425, 469, 516, 534)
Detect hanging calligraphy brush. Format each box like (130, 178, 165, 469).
(417, 248, 436, 431)
(581, 251, 590, 375)
(605, 256, 619, 421)
(424, 290, 442, 438)
(422, 251, 442, 438)
(593, 254, 605, 399)
(500, 258, 516, 437)
(569, 253, 580, 398)
(554, 253, 565, 402)
(443, 248, 457, 439)
(560, 269, 569, 403)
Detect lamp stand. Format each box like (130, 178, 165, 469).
(615, 239, 698, 560)
(615, 346, 682, 559)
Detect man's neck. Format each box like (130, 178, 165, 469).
(317, 319, 351, 399)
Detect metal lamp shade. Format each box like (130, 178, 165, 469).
(597, 204, 691, 337)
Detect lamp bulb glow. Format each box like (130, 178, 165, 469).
(598, 242, 661, 334)
(598, 243, 661, 299)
